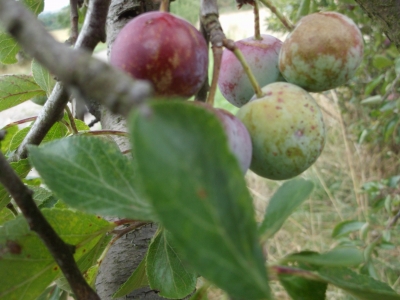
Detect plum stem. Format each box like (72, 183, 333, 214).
(253, 0, 262, 40)
(159, 0, 169, 12)
(207, 46, 223, 106)
(223, 39, 263, 98)
(258, 0, 295, 31)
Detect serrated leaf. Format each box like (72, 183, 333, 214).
(32, 59, 56, 96)
(9, 122, 69, 152)
(0, 209, 113, 300)
(29, 186, 54, 206)
(282, 247, 364, 267)
(113, 257, 149, 298)
(130, 101, 271, 300)
(0, 124, 18, 154)
(278, 263, 327, 300)
(0, 158, 31, 210)
(9, 127, 31, 151)
(259, 178, 314, 241)
(28, 136, 155, 220)
(0, 32, 20, 64)
(317, 267, 400, 300)
(147, 229, 197, 299)
(0, 206, 15, 225)
(332, 220, 367, 238)
(0, 75, 45, 111)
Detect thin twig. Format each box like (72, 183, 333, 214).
(65, 105, 79, 134)
(200, 0, 226, 105)
(253, 0, 261, 40)
(223, 39, 263, 98)
(78, 130, 128, 137)
(0, 151, 100, 300)
(258, 0, 294, 31)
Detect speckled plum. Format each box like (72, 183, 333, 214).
(236, 82, 325, 180)
(193, 102, 252, 173)
(110, 12, 208, 98)
(279, 12, 363, 92)
(218, 34, 283, 107)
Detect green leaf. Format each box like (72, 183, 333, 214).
(296, 0, 310, 21)
(57, 234, 112, 293)
(130, 101, 271, 300)
(29, 186, 55, 206)
(0, 158, 31, 210)
(28, 136, 155, 220)
(317, 267, 400, 300)
(0, 0, 43, 64)
(332, 220, 367, 238)
(0, 206, 15, 225)
(22, 0, 44, 15)
(259, 178, 314, 241)
(0, 75, 45, 112)
(0, 209, 112, 300)
(9, 122, 68, 152)
(113, 257, 149, 298)
(278, 263, 327, 300)
(1, 125, 18, 154)
(147, 229, 197, 299)
(372, 55, 393, 69)
(282, 247, 364, 267)
(361, 95, 382, 105)
(32, 59, 56, 96)
(0, 32, 20, 64)
(364, 75, 384, 96)
(395, 58, 400, 76)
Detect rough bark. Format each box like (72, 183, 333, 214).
(95, 1, 164, 299)
(354, 0, 400, 49)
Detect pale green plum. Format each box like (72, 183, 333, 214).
(236, 82, 325, 180)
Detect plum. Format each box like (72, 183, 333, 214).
(110, 11, 208, 98)
(279, 12, 363, 92)
(193, 102, 252, 173)
(218, 34, 283, 107)
(236, 82, 325, 180)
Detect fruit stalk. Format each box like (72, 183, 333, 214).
(206, 46, 223, 106)
(258, 0, 294, 31)
(223, 39, 263, 98)
(159, 0, 169, 12)
(253, 0, 262, 40)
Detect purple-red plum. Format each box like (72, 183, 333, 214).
(110, 11, 208, 98)
(218, 34, 283, 107)
(193, 102, 252, 173)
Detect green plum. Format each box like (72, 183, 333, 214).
(279, 12, 363, 92)
(237, 82, 325, 180)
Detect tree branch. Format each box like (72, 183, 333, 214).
(354, 0, 400, 49)
(5, 0, 151, 160)
(0, 150, 100, 300)
(69, 0, 80, 44)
